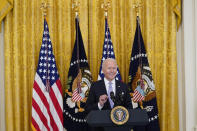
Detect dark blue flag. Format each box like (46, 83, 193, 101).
(98, 18, 122, 80)
(63, 17, 93, 131)
(128, 16, 160, 131)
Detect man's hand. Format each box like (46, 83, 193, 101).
(99, 94, 108, 107)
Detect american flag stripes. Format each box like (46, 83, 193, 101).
(72, 88, 83, 102)
(98, 18, 122, 80)
(133, 85, 145, 102)
(31, 19, 63, 131)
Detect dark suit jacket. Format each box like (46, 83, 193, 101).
(85, 79, 133, 131)
(85, 79, 133, 113)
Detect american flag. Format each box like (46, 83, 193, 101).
(31, 19, 63, 131)
(72, 81, 83, 102)
(98, 18, 122, 80)
(133, 85, 145, 102)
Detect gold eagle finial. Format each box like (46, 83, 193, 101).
(101, 0, 111, 18)
(133, 0, 143, 17)
(72, 0, 80, 17)
(41, 1, 50, 17)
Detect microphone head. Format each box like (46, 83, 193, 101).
(119, 92, 124, 102)
(110, 91, 114, 97)
(110, 91, 115, 102)
(118, 91, 124, 97)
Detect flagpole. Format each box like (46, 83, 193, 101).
(41, 2, 51, 92)
(101, 0, 111, 58)
(72, 0, 82, 94)
(72, 0, 80, 68)
(72, 0, 80, 69)
(133, 1, 144, 88)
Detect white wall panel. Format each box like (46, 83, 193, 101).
(180, 0, 197, 131)
(0, 22, 5, 131)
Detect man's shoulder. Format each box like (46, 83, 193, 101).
(116, 80, 128, 88)
(115, 80, 125, 84)
(93, 80, 104, 85)
(91, 80, 104, 87)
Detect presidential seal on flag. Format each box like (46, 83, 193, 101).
(65, 68, 92, 113)
(130, 66, 156, 109)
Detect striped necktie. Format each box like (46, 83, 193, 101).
(107, 82, 114, 108)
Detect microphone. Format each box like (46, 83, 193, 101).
(116, 91, 124, 106)
(119, 92, 124, 102)
(110, 91, 116, 103)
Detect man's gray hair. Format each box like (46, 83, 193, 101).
(102, 58, 117, 70)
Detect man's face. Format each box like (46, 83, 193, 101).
(102, 60, 117, 81)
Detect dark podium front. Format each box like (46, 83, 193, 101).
(86, 109, 148, 131)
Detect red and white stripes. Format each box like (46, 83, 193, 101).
(133, 89, 145, 102)
(31, 73, 63, 131)
(72, 88, 83, 102)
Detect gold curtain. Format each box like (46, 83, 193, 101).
(3, 0, 180, 131)
(0, 0, 13, 31)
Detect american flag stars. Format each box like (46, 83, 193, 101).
(98, 18, 122, 80)
(37, 22, 59, 87)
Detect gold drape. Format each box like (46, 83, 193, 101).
(3, 0, 180, 131)
(0, 0, 13, 31)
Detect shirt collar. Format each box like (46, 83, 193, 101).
(104, 78, 115, 85)
(104, 78, 116, 95)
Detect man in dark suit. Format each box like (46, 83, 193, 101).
(85, 58, 133, 130)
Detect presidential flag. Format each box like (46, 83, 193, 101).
(98, 18, 122, 80)
(128, 16, 160, 131)
(31, 18, 63, 131)
(63, 17, 93, 131)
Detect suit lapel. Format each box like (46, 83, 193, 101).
(100, 80, 107, 94)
